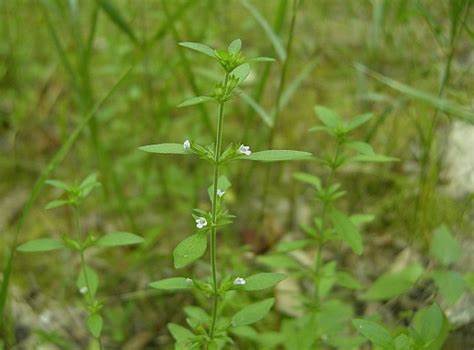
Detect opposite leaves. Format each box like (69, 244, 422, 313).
(173, 233, 207, 268)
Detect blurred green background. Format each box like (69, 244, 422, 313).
(1, 0, 473, 348)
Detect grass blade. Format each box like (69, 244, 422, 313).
(0, 65, 134, 328)
(96, 0, 138, 44)
(355, 63, 474, 124)
(240, 0, 286, 61)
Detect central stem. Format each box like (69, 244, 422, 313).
(209, 73, 229, 339)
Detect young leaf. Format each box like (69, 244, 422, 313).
(293, 172, 322, 190)
(45, 179, 70, 191)
(76, 265, 99, 298)
(430, 225, 461, 266)
(432, 270, 465, 305)
(179, 42, 216, 58)
(244, 150, 313, 162)
(314, 106, 342, 129)
(247, 56, 275, 62)
(412, 304, 446, 348)
(231, 298, 274, 327)
(96, 232, 144, 247)
(330, 209, 363, 255)
(173, 233, 207, 269)
(149, 277, 192, 291)
(138, 143, 187, 155)
(346, 113, 373, 131)
(228, 39, 242, 53)
(336, 271, 362, 290)
(177, 95, 214, 108)
(17, 238, 64, 253)
(363, 264, 424, 300)
(184, 306, 210, 324)
(45, 199, 70, 210)
(231, 63, 250, 83)
(352, 319, 394, 350)
(86, 314, 103, 338)
(243, 273, 286, 291)
(168, 323, 195, 342)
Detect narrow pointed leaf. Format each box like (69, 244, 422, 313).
(149, 277, 192, 291)
(330, 209, 363, 255)
(352, 319, 394, 350)
(228, 39, 242, 53)
(96, 232, 144, 247)
(45, 199, 70, 210)
(177, 95, 214, 107)
(45, 179, 69, 191)
(430, 225, 461, 266)
(138, 143, 187, 155)
(86, 314, 103, 338)
(243, 273, 286, 291)
(17, 238, 65, 253)
(232, 298, 274, 327)
(314, 106, 342, 129)
(432, 270, 465, 305)
(244, 150, 313, 162)
(168, 323, 194, 342)
(179, 42, 216, 57)
(247, 56, 275, 62)
(96, 0, 138, 43)
(293, 172, 322, 189)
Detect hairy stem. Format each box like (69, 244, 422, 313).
(209, 73, 229, 339)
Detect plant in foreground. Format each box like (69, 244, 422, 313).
(253, 106, 397, 349)
(16, 174, 144, 348)
(139, 39, 312, 349)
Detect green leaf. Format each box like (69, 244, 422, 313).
(330, 209, 363, 255)
(96, 232, 144, 247)
(247, 56, 275, 62)
(363, 264, 424, 300)
(336, 271, 362, 290)
(432, 270, 465, 305)
(240, 0, 286, 61)
(394, 334, 415, 350)
(245, 150, 313, 162)
(347, 113, 373, 131)
(228, 39, 242, 53)
(412, 304, 447, 348)
(168, 323, 194, 342)
(179, 42, 216, 57)
(314, 106, 342, 129)
(45, 179, 69, 191)
(173, 233, 207, 268)
(232, 298, 274, 327)
(76, 265, 99, 298)
(430, 225, 461, 266)
(138, 143, 187, 155)
(17, 238, 64, 253)
(231, 63, 250, 83)
(355, 63, 474, 124)
(86, 313, 103, 338)
(96, 0, 138, 43)
(45, 199, 70, 210)
(352, 319, 394, 350)
(275, 239, 311, 253)
(293, 172, 322, 190)
(243, 273, 286, 291)
(177, 95, 214, 108)
(184, 306, 210, 324)
(149, 277, 192, 291)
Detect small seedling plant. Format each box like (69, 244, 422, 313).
(353, 224, 469, 350)
(254, 106, 397, 349)
(139, 39, 312, 349)
(16, 174, 144, 348)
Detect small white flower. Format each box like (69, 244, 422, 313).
(238, 144, 251, 156)
(217, 189, 225, 197)
(79, 286, 88, 295)
(195, 217, 207, 229)
(39, 311, 52, 325)
(183, 139, 191, 151)
(233, 277, 246, 286)
(185, 278, 193, 284)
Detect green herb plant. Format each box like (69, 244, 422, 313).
(253, 106, 397, 349)
(353, 224, 469, 349)
(139, 39, 313, 349)
(16, 174, 144, 348)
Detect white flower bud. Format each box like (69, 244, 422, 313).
(233, 277, 246, 286)
(238, 144, 251, 156)
(195, 217, 207, 229)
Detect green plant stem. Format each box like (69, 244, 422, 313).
(209, 73, 229, 339)
(313, 141, 341, 306)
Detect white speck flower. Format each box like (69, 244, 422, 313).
(79, 286, 88, 295)
(195, 217, 207, 229)
(238, 144, 251, 156)
(233, 277, 246, 286)
(183, 139, 191, 151)
(217, 189, 225, 197)
(186, 278, 193, 284)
